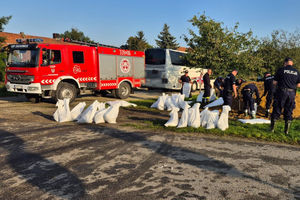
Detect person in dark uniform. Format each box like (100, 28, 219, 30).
(261, 72, 275, 118)
(271, 57, 300, 134)
(242, 83, 260, 118)
(214, 76, 224, 98)
(222, 69, 238, 107)
(179, 70, 191, 96)
(202, 69, 212, 103)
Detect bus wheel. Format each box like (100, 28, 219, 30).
(25, 94, 40, 103)
(56, 82, 77, 102)
(191, 82, 198, 92)
(116, 82, 131, 99)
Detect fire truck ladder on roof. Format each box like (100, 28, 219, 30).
(63, 38, 119, 49)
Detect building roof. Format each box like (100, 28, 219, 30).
(0, 32, 72, 46)
(177, 47, 187, 52)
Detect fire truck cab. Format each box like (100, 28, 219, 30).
(5, 39, 145, 102)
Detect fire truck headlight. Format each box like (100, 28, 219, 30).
(28, 86, 39, 91)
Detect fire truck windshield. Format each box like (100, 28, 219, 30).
(8, 49, 39, 67)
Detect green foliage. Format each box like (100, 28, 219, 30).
(0, 82, 16, 97)
(0, 15, 12, 32)
(121, 31, 152, 51)
(0, 16, 12, 82)
(0, 52, 7, 81)
(156, 24, 179, 49)
(257, 30, 300, 74)
(60, 28, 94, 43)
(184, 14, 262, 79)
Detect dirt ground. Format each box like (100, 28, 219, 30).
(0, 93, 300, 200)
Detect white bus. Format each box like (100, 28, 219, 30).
(144, 48, 207, 91)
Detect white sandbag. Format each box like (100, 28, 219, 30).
(164, 107, 180, 127)
(103, 104, 120, 123)
(94, 107, 109, 124)
(204, 97, 224, 108)
(151, 93, 168, 110)
(209, 88, 216, 102)
(200, 107, 210, 127)
(217, 105, 231, 131)
(53, 98, 73, 123)
(77, 100, 103, 123)
(206, 110, 219, 129)
(165, 96, 176, 111)
(182, 82, 191, 98)
(106, 100, 137, 107)
(177, 104, 191, 128)
(70, 102, 86, 121)
(196, 91, 204, 102)
(188, 103, 201, 128)
(170, 93, 182, 107)
(238, 119, 271, 124)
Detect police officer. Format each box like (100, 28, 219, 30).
(271, 57, 300, 134)
(242, 83, 260, 118)
(203, 69, 212, 103)
(261, 72, 275, 118)
(223, 69, 238, 107)
(214, 76, 224, 98)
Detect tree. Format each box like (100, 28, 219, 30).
(121, 31, 152, 51)
(0, 16, 12, 82)
(184, 14, 262, 79)
(155, 24, 179, 49)
(60, 28, 94, 43)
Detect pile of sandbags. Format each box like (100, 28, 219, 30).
(151, 93, 191, 111)
(53, 99, 136, 124)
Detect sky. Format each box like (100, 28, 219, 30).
(1, 0, 300, 47)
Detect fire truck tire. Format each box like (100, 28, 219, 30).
(115, 82, 131, 99)
(56, 82, 77, 102)
(25, 94, 40, 103)
(191, 81, 198, 92)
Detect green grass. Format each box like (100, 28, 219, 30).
(127, 98, 300, 145)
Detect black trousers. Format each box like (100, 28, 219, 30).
(203, 86, 211, 98)
(242, 91, 255, 111)
(271, 89, 296, 121)
(223, 91, 233, 107)
(265, 90, 274, 110)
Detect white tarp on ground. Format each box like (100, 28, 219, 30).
(217, 105, 231, 131)
(53, 98, 72, 123)
(204, 97, 224, 108)
(106, 100, 137, 107)
(164, 107, 180, 127)
(196, 91, 204, 102)
(238, 119, 271, 124)
(182, 83, 191, 98)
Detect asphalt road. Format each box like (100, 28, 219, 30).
(0, 93, 300, 200)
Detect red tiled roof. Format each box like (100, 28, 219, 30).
(0, 32, 73, 45)
(177, 47, 187, 52)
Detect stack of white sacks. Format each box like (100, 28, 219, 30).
(53, 99, 137, 124)
(151, 93, 230, 131)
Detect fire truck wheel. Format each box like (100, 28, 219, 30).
(25, 94, 40, 103)
(56, 82, 77, 102)
(116, 82, 131, 99)
(191, 81, 198, 92)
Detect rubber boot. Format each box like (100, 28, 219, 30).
(251, 111, 256, 119)
(265, 109, 269, 118)
(270, 118, 276, 133)
(244, 109, 248, 117)
(284, 120, 292, 135)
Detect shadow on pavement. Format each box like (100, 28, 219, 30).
(0, 129, 85, 199)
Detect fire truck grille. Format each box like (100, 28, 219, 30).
(7, 74, 34, 84)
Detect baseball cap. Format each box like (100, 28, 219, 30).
(184, 70, 189, 73)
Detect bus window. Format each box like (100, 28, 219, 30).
(170, 50, 186, 66)
(145, 49, 165, 65)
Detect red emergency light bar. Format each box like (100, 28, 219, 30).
(16, 38, 44, 43)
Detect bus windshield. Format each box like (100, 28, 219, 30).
(8, 49, 39, 67)
(145, 49, 165, 65)
(169, 50, 186, 66)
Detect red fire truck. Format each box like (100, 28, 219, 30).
(4, 39, 145, 102)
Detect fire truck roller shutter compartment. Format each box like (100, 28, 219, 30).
(99, 54, 117, 80)
(133, 57, 145, 79)
(117, 56, 133, 77)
